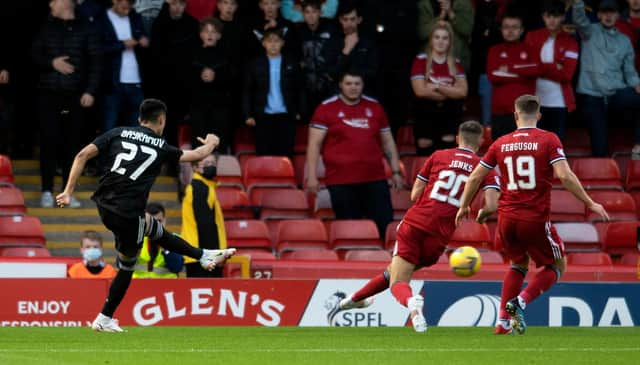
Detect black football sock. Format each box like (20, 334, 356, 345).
(101, 268, 134, 317)
(152, 229, 203, 260)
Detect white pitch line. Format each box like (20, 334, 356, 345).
(0, 348, 638, 353)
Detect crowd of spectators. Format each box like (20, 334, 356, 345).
(3, 0, 640, 207)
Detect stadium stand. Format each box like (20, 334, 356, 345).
(275, 219, 328, 255)
(0, 185, 26, 215)
(280, 249, 339, 261)
(563, 128, 591, 157)
(233, 126, 256, 156)
(242, 156, 296, 194)
(344, 249, 392, 262)
(554, 222, 601, 252)
(252, 188, 310, 220)
(550, 190, 587, 222)
(585, 191, 636, 222)
(384, 221, 400, 250)
(294, 124, 308, 154)
(567, 252, 614, 266)
(0, 246, 51, 257)
(0, 216, 46, 246)
(571, 158, 623, 190)
(311, 188, 335, 220)
(390, 188, 411, 220)
(449, 220, 492, 250)
(395, 125, 416, 156)
(216, 155, 243, 190)
(329, 220, 384, 252)
(619, 252, 639, 266)
(0, 155, 14, 184)
(224, 220, 272, 252)
(479, 251, 504, 264)
(625, 159, 640, 191)
(600, 221, 639, 257)
(216, 188, 254, 220)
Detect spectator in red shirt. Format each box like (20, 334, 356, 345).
(525, 0, 579, 141)
(306, 71, 404, 237)
(410, 22, 468, 156)
(617, 0, 640, 72)
(486, 12, 537, 140)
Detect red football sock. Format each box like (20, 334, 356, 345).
(352, 273, 390, 302)
(499, 266, 527, 319)
(520, 267, 558, 305)
(390, 281, 413, 307)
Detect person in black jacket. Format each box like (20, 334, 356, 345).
(99, 0, 148, 131)
(299, 0, 338, 120)
(32, 0, 101, 208)
(190, 18, 233, 153)
(326, 1, 378, 96)
(248, 0, 300, 59)
(243, 28, 303, 157)
(149, 0, 199, 146)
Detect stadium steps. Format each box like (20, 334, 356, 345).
(12, 160, 183, 259)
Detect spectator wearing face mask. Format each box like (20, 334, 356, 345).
(68, 230, 117, 278)
(181, 153, 228, 278)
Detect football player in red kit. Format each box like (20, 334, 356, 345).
(457, 95, 609, 335)
(329, 120, 501, 332)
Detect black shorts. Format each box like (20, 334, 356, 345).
(97, 205, 145, 257)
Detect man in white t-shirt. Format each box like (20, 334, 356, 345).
(524, 0, 579, 141)
(100, 0, 149, 131)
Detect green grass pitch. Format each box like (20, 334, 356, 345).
(0, 327, 639, 365)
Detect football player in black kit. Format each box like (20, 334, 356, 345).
(56, 99, 236, 332)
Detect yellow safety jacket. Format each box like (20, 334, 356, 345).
(181, 173, 227, 264)
(133, 237, 179, 279)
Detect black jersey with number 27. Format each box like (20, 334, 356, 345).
(91, 126, 183, 217)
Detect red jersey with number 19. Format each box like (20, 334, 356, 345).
(403, 148, 501, 240)
(480, 127, 566, 222)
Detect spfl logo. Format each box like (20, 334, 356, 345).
(437, 294, 501, 327)
(325, 291, 346, 326)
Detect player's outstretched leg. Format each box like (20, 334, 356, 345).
(495, 264, 528, 335)
(92, 254, 136, 332)
(145, 214, 236, 270)
(389, 256, 425, 332)
(508, 260, 564, 335)
(327, 270, 388, 325)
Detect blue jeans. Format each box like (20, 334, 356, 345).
(103, 83, 144, 131)
(477, 74, 492, 126)
(580, 88, 640, 156)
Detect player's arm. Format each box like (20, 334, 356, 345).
(455, 164, 491, 226)
(179, 134, 220, 162)
(56, 143, 99, 207)
(380, 130, 404, 189)
(306, 126, 328, 193)
(410, 178, 426, 202)
(477, 188, 500, 224)
(553, 160, 610, 220)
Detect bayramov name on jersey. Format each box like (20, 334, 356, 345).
(448, 160, 473, 172)
(120, 129, 165, 148)
(500, 142, 538, 152)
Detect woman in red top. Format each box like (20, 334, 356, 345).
(410, 22, 468, 156)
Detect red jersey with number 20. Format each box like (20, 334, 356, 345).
(403, 148, 501, 240)
(480, 128, 566, 222)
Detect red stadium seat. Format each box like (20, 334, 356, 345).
(437, 253, 449, 264)
(449, 220, 492, 250)
(251, 188, 310, 220)
(0, 216, 46, 246)
(329, 220, 383, 251)
(275, 219, 328, 255)
(631, 191, 640, 219)
(280, 249, 339, 261)
(554, 222, 601, 253)
(312, 188, 335, 220)
(217, 188, 254, 219)
(619, 252, 639, 266)
(600, 221, 639, 257)
(479, 251, 504, 264)
(235, 249, 277, 260)
(586, 191, 637, 222)
(625, 159, 640, 191)
(395, 125, 416, 156)
(0, 185, 26, 215)
(216, 155, 243, 190)
(390, 189, 412, 220)
(344, 249, 392, 262)
(0, 246, 51, 257)
(0, 155, 14, 184)
(242, 156, 296, 193)
(563, 128, 591, 157)
(233, 126, 256, 156)
(384, 221, 401, 250)
(567, 252, 613, 266)
(550, 190, 585, 222)
(572, 158, 623, 190)
(224, 220, 272, 251)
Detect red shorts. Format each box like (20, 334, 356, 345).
(393, 221, 446, 267)
(495, 216, 565, 267)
